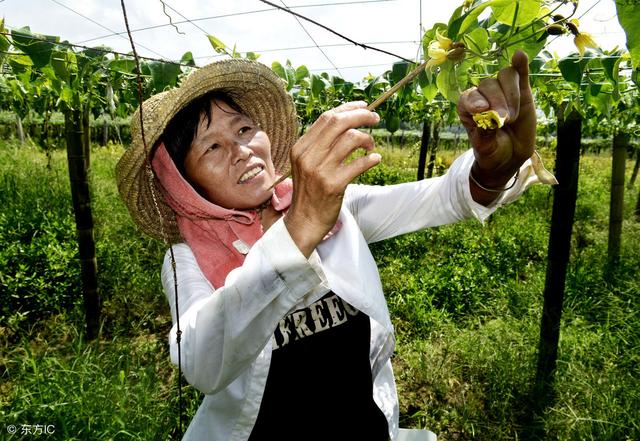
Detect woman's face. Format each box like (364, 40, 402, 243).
(184, 99, 276, 210)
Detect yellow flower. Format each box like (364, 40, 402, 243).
(426, 30, 452, 68)
(574, 32, 598, 56)
(472, 110, 506, 130)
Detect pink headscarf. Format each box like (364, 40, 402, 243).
(152, 143, 294, 288)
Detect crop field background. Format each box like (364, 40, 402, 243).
(1, 139, 638, 440)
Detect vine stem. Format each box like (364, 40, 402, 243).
(268, 59, 428, 189)
(366, 60, 428, 111)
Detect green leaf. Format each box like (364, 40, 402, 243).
(271, 61, 287, 81)
(284, 61, 296, 90)
(108, 58, 137, 74)
(364, 75, 388, 101)
(499, 20, 546, 69)
(390, 62, 410, 85)
(51, 49, 77, 83)
(0, 20, 9, 65)
(40, 65, 58, 84)
(244, 52, 260, 61)
(564, 99, 584, 120)
(601, 54, 619, 83)
(558, 55, 589, 85)
(82, 46, 109, 60)
(148, 61, 181, 92)
(311, 74, 326, 98)
(615, 0, 640, 69)
(436, 62, 467, 103)
(463, 28, 489, 54)
(585, 83, 612, 117)
(180, 51, 196, 67)
(295, 65, 310, 83)
(138, 62, 150, 78)
(458, 2, 493, 37)
(447, 6, 465, 41)
(492, 0, 541, 27)
(8, 53, 33, 75)
(528, 56, 546, 87)
(601, 52, 623, 101)
(8, 79, 27, 99)
(74, 51, 94, 78)
(331, 76, 345, 91)
(207, 35, 228, 55)
(423, 83, 439, 102)
(418, 70, 439, 102)
(10, 27, 59, 69)
(57, 86, 74, 107)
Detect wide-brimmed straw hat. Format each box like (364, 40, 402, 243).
(116, 58, 299, 242)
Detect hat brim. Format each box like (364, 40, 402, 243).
(116, 59, 298, 242)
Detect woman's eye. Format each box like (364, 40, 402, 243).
(208, 143, 220, 151)
(238, 126, 253, 136)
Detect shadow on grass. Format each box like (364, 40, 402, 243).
(516, 378, 559, 441)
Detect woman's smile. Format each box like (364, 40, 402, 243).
(238, 165, 265, 184)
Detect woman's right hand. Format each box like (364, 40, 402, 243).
(284, 101, 381, 258)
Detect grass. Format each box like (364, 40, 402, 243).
(1, 140, 639, 440)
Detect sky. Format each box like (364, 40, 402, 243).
(0, 0, 629, 83)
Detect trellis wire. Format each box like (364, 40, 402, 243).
(48, 0, 169, 60)
(258, 0, 413, 63)
(119, 0, 184, 437)
(77, 0, 397, 45)
(279, 0, 343, 77)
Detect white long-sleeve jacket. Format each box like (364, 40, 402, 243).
(161, 150, 540, 440)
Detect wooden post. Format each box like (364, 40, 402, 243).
(628, 149, 639, 190)
(417, 119, 431, 180)
(607, 132, 628, 267)
(82, 105, 91, 170)
(635, 185, 640, 222)
(64, 107, 100, 340)
(535, 108, 582, 396)
(42, 99, 53, 168)
(426, 121, 440, 178)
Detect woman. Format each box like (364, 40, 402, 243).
(116, 52, 542, 440)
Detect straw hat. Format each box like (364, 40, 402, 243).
(115, 58, 299, 242)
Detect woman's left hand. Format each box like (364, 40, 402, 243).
(457, 50, 536, 203)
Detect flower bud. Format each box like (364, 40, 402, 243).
(447, 47, 466, 62)
(566, 21, 579, 36)
(547, 24, 566, 35)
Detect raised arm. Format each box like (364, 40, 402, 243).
(163, 219, 325, 395)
